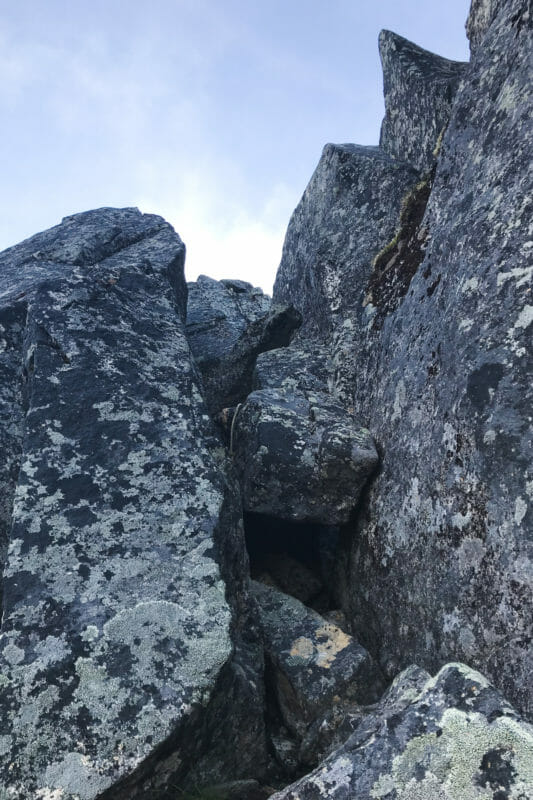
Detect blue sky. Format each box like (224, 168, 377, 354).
(1, 0, 470, 292)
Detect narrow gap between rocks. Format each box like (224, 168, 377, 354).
(244, 512, 341, 615)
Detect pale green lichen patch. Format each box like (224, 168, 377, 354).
(371, 706, 533, 799)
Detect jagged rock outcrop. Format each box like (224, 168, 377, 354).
(271, 663, 533, 799)
(379, 31, 467, 173)
(273, 144, 418, 338)
(0, 1, 531, 797)
(466, 0, 507, 51)
(0, 209, 266, 799)
(273, 0, 533, 718)
(232, 388, 378, 525)
(186, 275, 301, 413)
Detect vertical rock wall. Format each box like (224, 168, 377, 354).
(273, 0, 532, 717)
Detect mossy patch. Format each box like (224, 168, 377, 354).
(365, 167, 435, 324)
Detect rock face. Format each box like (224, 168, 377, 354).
(0, 209, 266, 799)
(271, 663, 533, 799)
(273, 0, 533, 718)
(233, 388, 378, 525)
(186, 275, 301, 413)
(0, 1, 532, 797)
(379, 30, 467, 173)
(273, 144, 418, 338)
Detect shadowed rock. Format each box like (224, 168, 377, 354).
(273, 0, 533, 718)
(251, 581, 382, 739)
(273, 144, 418, 339)
(233, 388, 378, 526)
(186, 275, 301, 413)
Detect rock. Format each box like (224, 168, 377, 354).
(298, 664, 430, 768)
(232, 388, 379, 525)
(0, 208, 266, 799)
(466, 0, 506, 51)
(0, 301, 25, 577)
(379, 30, 467, 173)
(251, 581, 382, 740)
(186, 275, 301, 413)
(273, 144, 419, 338)
(272, 663, 533, 799)
(273, 0, 533, 718)
(255, 554, 323, 605)
(253, 344, 330, 394)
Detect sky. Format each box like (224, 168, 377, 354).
(0, 0, 471, 293)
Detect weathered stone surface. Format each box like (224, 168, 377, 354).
(298, 664, 430, 768)
(251, 581, 382, 739)
(466, 0, 506, 51)
(379, 30, 467, 173)
(271, 663, 533, 799)
(253, 344, 330, 394)
(186, 275, 301, 413)
(273, 144, 418, 338)
(233, 388, 378, 525)
(273, 0, 533, 717)
(0, 302, 25, 578)
(0, 208, 266, 799)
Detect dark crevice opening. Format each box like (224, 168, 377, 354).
(244, 512, 341, 615)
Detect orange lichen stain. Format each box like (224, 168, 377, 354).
(314, 624, 351, 668)
(289, 637, 315, 660)
(289, 625, 352, 669)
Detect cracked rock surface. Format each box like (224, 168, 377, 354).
(379, 30, 467, 173)
(186, 274, 301, 414)
(252, 581, 382, 740)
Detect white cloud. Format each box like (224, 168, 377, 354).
(137, 174, 295, 294)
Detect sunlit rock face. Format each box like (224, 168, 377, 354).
(273, 0, 533, 718)
(0, 208, 266, 799)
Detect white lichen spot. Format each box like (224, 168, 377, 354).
(44, 752, 110, 800)
(514, 305, 533, 331)
(514, 497, 527, 525)
(483, 429, 497, 444)
(3, 645, 24, 666)
(497, 265, 532, 288)
(80, 625, 99, 643)
(458, 318, 474, 332)
(392, 379, 406, 423)
(451, 511, 472, 530)
(461, 277, 479, 293)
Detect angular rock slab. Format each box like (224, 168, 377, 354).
(251, 582, 382, 738)
(0, 209, 255, 799)
(233, 388, 379, 525)
(186, 274, 301, 413)
(272, 663, 533, 799)
(273, 144, 418, 338)
(379, 30, 467, 173)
